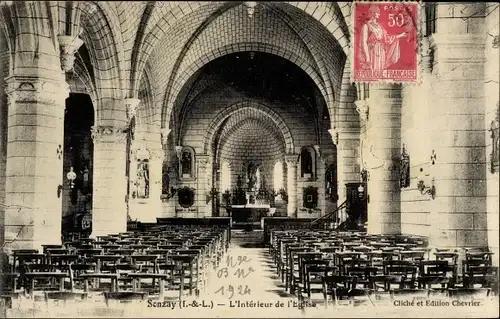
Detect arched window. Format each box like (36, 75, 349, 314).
(273, 161, 284, 191)
(300, 146, 316, 179)
(220, 161, 231, 192)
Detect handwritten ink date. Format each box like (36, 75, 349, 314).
(215, 285, 251, 299)
(226, 255, 252, 268)
(217, 267, 255, 279)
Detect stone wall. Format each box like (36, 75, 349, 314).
(484, 4, 500, 265)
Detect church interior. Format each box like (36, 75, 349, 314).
(0, 1, 498, 317)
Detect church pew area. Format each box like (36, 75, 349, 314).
(268, 228, 499, 310)
(0, 220, 498, 317)
(0, 223, 229, 317)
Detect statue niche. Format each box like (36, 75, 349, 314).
(136, 160, 150, 199)
(181, 151, 192, 175)
(179, 146, 195, 179)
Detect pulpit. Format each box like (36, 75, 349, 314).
(345, 182, 368, 228)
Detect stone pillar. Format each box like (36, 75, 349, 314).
(429, 30, 487, 249)
(484, 4, 499, 266)
(400, 36, 435, 237)
(3, 75, 69, 251)
(91, 126, 128, 237)
(148, 149, 165, 219)
(159, 128, 175, 217)
(335, 65, 362, 203)
(365, 84, 402, 235)
(285, 154, 298, 217)
(332, 128, 361, 202)
(196, 155, 210, 217)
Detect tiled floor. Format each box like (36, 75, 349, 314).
(3, 231, 499, 318)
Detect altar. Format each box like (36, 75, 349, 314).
(230, 204, 273, 225)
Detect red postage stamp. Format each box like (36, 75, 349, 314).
(352, 2, 419, 83)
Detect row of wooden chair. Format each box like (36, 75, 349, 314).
(269, 229, 498, 307)
(1, 225, 230, 307)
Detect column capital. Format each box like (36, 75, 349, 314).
(354, 99, 370, 122)
(328, 129, 339, 145)
(91, 125, 127, 143)
(125, 98, 141, 123)
(160, 128, 171, 145)
(5, 75, 69, 106)
(285, 154, 298, 165)
(196, 155, 210, 168)
(58, 35, 84, 72)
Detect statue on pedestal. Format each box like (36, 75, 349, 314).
(181, 151, 192, 176)
(136, 161, 149, 198)
(247, 163, 257, 190)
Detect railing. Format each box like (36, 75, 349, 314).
(309, 200, 348, 229)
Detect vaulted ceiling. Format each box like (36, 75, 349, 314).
(77, 2, 351, 126)
(1, 1, 353, 128)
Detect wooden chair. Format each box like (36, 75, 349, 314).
(418, 260, 455, 290)
(23, 263, 70, 296)
(462, 260, 497, 289)
(322, 275, 372, 307)
(298, 259, 331, 301)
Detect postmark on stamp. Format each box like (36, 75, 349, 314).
(352, 1, 420, 83)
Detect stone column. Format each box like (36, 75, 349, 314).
(196, 155, 210, 217)
(400, 36, 435, 237)
(3, 75, 69, 251)
(429, 25, 488, 249)
(148, 149, 164, 220)
(484, 4, 499, 266)
(335, 66, 362, 203)
(91, 126, 128, 237)
(365, 84, 402, 235)
(332, 128, 362, 202)
(285, 154, 298, 217)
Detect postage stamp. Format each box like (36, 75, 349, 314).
(352, 1, 420, 83)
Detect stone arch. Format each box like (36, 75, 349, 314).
(79, 2, 126, 123)
(161, 45, 328, 129)
(72, 54, 98, 107)
(134, 2, 350, 85)
(215, 117, 286, 166)
(202, 101, 294, 155)
(160, 3, 340, 130)
(133, 2, 350, 122)
(132, 2, 231, 99)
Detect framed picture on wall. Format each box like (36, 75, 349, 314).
(307, 195, 313, 202)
